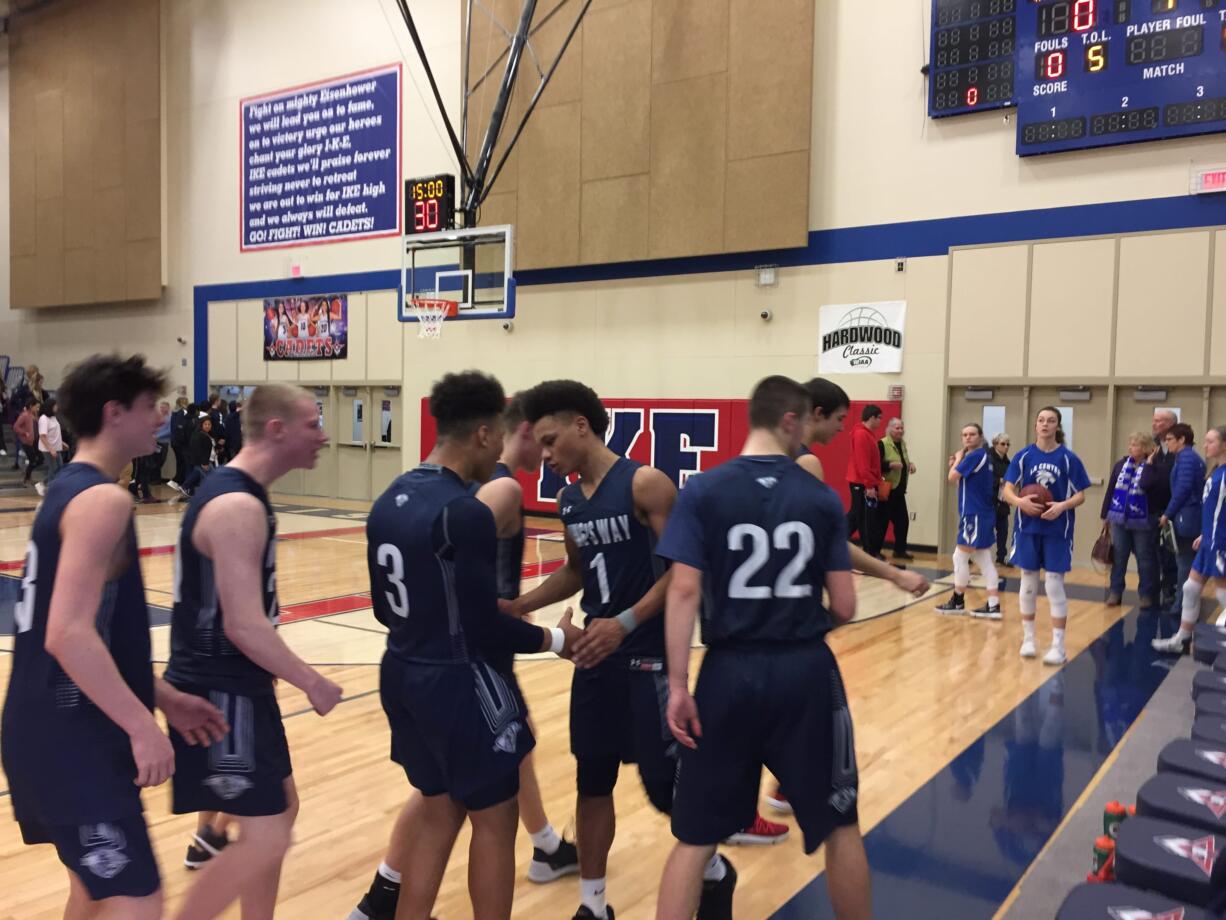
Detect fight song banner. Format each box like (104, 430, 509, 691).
(240, 64, 401, 250)
(420, 397, 902, 515)
(819, 301, 906, 374)
(264, 295, 348, 360)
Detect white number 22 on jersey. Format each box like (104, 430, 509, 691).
(377, 543, 410, 619)
(727, 522, 814, 599)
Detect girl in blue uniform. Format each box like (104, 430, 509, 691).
(937, 422, 1002, 618)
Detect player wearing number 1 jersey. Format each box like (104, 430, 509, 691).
(656, 376, 871, 920)
(2, 355, 228, 920)
(509, 380, 735, 920)
(165, 383, 342, 920)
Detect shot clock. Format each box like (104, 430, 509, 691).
(405, 174, 456, 234)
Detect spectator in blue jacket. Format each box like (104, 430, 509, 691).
(1159, 422, 1205, 616)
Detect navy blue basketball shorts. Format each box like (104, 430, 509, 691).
(169, 685, 292, 817)
(671, 641, 860, 854)
(381, 653, 534, 811)
(570, 657, 677, 793)
(20, 814, 160, 900)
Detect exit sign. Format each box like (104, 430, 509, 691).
(1192, 166, 1226, 196)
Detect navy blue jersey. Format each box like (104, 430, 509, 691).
(560, 457, 666, 660)
(656, 456, 851, 647)
(1, 463, 153, 825)
(367, 464, 544, 664)
(164, 467, 279, 696)
(1005, 443, 1092, 538)
(956, 447, 996, 517)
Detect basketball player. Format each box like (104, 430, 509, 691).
(1002, 406, 1091, 664)
(936, 423, 1002, 618)
(316, 303, 330, 338)
(276, 305, 289, 342)
(345, 393, 577, 920)
(1, 354, 228, 920)
(296, 301, 310, 339)
(655, 376, 870, 920)
(508, 379, 735, 920)
(164, 382, 343, 920)
(366, 371, 582, 920)
(1153, 425, 1226, 653)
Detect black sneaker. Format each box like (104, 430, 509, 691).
(527, 838, 579, 883)
(969, 602, 1002, 621)
(183, 825, 229, 869)
(697, 855, 737, 920)
(935, 593, 965, 615)
(346, 869, 402, 920)
(573, 906, 615, 919)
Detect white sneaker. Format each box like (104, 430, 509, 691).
(1019, 638, 1037, 658)
(0, 449, 6, 456)
(34, 482, 45, 496)
(167, 480, 180, 492)
(1152, 633, 1191, 655)
(1042, 646, 1067, 666)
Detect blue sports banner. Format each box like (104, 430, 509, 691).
(241, 64, 401, 250)
(264, 295, 348, 360)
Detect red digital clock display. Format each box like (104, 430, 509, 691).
(405, 174, 456, 234)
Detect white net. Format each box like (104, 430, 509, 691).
(411, 298, 456, 340)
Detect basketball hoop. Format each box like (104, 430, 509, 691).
(409, 298, 458, 339)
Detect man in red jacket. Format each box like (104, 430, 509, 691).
(846, 405, 884, 558)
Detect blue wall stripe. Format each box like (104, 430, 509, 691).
(192, 192, 1226, 399)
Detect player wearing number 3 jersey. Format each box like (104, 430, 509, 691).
(655, 376, 871, 920)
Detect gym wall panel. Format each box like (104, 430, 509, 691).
(581, 175, 651, 265)
(947, 245, 1028, 379)
(1028, 238, 1115, 378)
(9, 0, 161, 309)
(724, 151, 809, 254)
(1212, 232, 1226, 377)
(516, 102, 581, 270)
(236, 300, 269, 382)
(366, 291, 403, 382)
(207, 301, 238, 380)
(652, 0, 728, 86)
(581, 0, 651, 182)
(265, 357, 300, 383)
(649, 73, 727, 259)
(1117, 232, 1211, 378)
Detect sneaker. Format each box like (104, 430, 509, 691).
(34, 482, 45, 496)
(1042, 646, 1067, 666)
(0, 449, 6, 456)
(1106, 593, 1121, 606)
(697, 855, 737, 920)
(935, 594, 965, 615)
(1019, 638, 1037, 658)
(893, 551, 915, 561)
(969, 602, 1002, 620)
(764, 786, 792, 814)
(183, 825, 230, 869)
(167, 480, 181, 492)
(572, 907, 615, 920)
(527, 838, 579, 883)
(724, 813, 790, 845)
(1152, 633, 1191, 655)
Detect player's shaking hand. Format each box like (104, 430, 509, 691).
(307, 673, 343, 716)
(572, 616, 628, 669)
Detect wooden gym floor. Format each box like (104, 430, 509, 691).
(0, 485, 1159, 919)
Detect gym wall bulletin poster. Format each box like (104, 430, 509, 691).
(264, 294, 348, 361)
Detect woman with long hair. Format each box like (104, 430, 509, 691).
(1001, 407, 1092, 664)
(937, 422, 1002, 618)
(1154, 425, 1226, 653)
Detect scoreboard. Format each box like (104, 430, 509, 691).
(930, 0, 1226, 156)
(1016, 0, 1226, 154)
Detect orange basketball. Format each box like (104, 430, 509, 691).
(1019, 483, 1053, 516)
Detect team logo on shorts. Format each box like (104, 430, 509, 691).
(961, 516, 979, 545)
(1178, 787, 1226, 820)
(1108, 908, 1187, 920)
(493, 722, 522, 754)
(1196, 748, 1226, 768)
(78, 824, 130, 879)
(205, 773, 254, 800)
(1216, 552, 1225, 578)
(1154, 834, 1218, 877)
(828, 786, 857, 814)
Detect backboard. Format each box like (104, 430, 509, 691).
(399, 224, 515, 323)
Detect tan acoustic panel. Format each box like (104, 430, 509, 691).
(649, 73, 727, 259)
(480, 191, 517, 229)
(517, 102, 581, 270)
(948, 245, 1028, 379)
(208, 302, 239, 381)
(581, 0, 651, 181)
(1212, 232, 1226, 377)
(236, 300, 269, 382)
(652, 0, 729, 85)
(9, 0, 160, 308)
(724, 151, 808, 254)
(1029, 238, 1115, 377)
(727, 0, 814, 162)
(530, 3, 583, 106)
(581, 174, 650, 264)
(1117, 232, 1211, 378)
